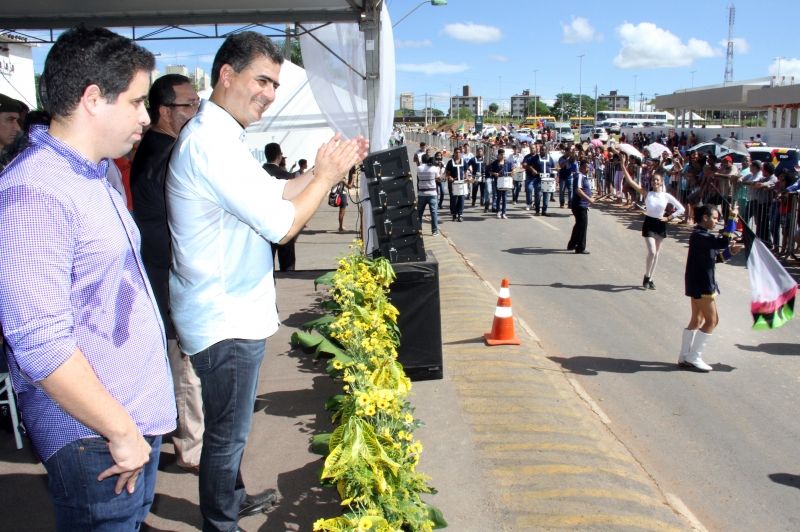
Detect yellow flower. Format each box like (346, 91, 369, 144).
(404, 413, 414, 424)
(313, 518, 325, 531)
(364, 404, 376, 416)
(332, 360, 344, 370)
(343, 374, 355, 383)
(357, 516, 373, 531)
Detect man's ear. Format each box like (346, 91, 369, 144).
(80, 84, 105, 117)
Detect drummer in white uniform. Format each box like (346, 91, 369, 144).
(445, 146, 469, 222)
(508, 145, 525, 205)
(468, 146, 487, 208)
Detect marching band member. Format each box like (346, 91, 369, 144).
(523, 145, 556, 215)
(567, 159, 594, 253)
(417, 151, 444, 236)
(488, 148, 513, 219)
(508, 145, 525, 205)
(445, 146, 467, 221)
(468, 146, 487, 208)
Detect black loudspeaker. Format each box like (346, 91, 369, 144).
(390, 253, 443, 381)
(363, 145, 412, 180)
(367, 175, 416, 213)
(377, 235, 426, 263)
(375, 205, 423, 242)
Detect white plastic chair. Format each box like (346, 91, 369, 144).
(0, 372, 23, 449)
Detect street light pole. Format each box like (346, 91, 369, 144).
(578, 54, 584, 126)
(392, 0, 448, 28)
(533, 69, 538, 119)
(690, 70, 696, 88)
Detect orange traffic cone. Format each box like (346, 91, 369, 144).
(484, 278, 521, 346)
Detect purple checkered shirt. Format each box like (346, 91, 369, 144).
(0, 126, 176, 461)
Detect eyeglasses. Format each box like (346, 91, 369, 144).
(165, 100, 200, 108)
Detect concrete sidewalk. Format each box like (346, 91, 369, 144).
(0, 190, 696, 530)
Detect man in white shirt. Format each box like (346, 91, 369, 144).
(166, 32, 367, 531)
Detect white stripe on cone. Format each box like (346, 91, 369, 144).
(498, 287, 510, 298)
(495, 306, 513, 318)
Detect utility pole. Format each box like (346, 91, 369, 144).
(690, 70, 697, 88)
(594, 85, 598, 123)
(633, 74, 637, 112)
(578, 54, 585, 125)
(533, 69, 538, 118)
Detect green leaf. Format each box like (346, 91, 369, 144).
(290, 330, 324, 349)
(426, 504, 448, 529)
(324, 394, 346, 412)
(310, 433, 332, 455)
(301, 314, 335, 331)
(316, 337, 347, 359)
(314, 270, 335, 289)
(321, 299, 340, 312)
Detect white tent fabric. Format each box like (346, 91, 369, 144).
(197, 60, 335, 169)
(298, 3, 394, 150)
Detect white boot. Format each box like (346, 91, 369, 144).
(684, 331, 713, 372)
(678, 328, 696, 366)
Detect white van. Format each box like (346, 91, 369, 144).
(554, 123, 574, 143)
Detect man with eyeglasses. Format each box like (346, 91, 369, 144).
(130, 74, 204, 475)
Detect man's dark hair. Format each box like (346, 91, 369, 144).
(40, 26, 154, 118)
(265, 142, 282, 162)
(762, 161, 775, 174)
(211, 32, 283, 88)
(148, 74, 191, 123)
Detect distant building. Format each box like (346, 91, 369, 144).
(598, 90, 630, 111)
(0, 33, 37, 108)
(451, 95, 483, 117)
(511, 89, 538, 118)
(399, 92, 414, 111)
(166, 64, 189, 76)
(150, 69, 161, 83)
(191, 67, 210, 91)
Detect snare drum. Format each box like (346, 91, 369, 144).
(497, 176, 513, 191)
(452, 181, 469, 196)
(540, 177, 556, 194)
(512, 169, 525, 182)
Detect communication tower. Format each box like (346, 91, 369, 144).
(724, 3, 735, 84)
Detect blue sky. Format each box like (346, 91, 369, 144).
(27, 0, 799, 112)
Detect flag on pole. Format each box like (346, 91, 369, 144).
(742, 224, 797, 330)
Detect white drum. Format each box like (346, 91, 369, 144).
(540, 177, 556, 194)
(497, 176, 513, 191)
(452, 181, 469, 196)
(473, 173, 484, 183)
(512, 169, 525, 182)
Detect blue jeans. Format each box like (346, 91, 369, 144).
(512, 180, 522, 203)
(417, 194, 439, 233)
(559, 175, 573, 207)
(451, 194, 464, 217)
(525, 177, 535, 206)
(494, 189, 507, 214)
(44, 435, 162, 531)
(486, 178, 496, 209)
(436, 181, 445, 209)
(191, 338, 266, 532)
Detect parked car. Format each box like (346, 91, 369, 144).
(584, 127, 609, 143)
(554, 123, 574, 143)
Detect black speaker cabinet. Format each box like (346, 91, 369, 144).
(374, 205, 422, 242)
(363, 145, 412, 180)
(368, 175, 416, 213)
(377, 234, 426, 263)
(390, 253, 443, 381)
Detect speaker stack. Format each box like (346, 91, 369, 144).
(364, 146, 426, 263)
(362, 146, 442, 380)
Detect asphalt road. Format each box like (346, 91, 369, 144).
(434, 193, 800, 531)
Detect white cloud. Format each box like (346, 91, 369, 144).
(396, 39, 432, 49)
(768, 57, 800, 82)
(442, 23, 502, 43)
(614, 22, 717, 69)
(397, 62, 469, 76)
(718, 37, 749, 54)
(562, 17, 598, 43)
(489, 54, 509, 63)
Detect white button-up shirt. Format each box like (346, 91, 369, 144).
(166, 100, 295, 355)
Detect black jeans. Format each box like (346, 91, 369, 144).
(568, 206, 589, 252)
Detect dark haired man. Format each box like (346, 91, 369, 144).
(567, 159, 594, 254)
(130, 74, 203, 475)
(0, 93, 26, 170)
(167, 31, 367, 530)
(263, 141, 297, 271)
(0, 26, 176, 529)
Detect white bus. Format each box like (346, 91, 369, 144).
(596, 110, 670, 128)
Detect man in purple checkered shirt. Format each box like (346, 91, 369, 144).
(0, 27, 176, 530)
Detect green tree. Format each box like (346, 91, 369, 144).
(488, 102, 499, 116)
(452, 108, 475, 121)
(550, 93, 608, 120)
(525, 99, 550, 116)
